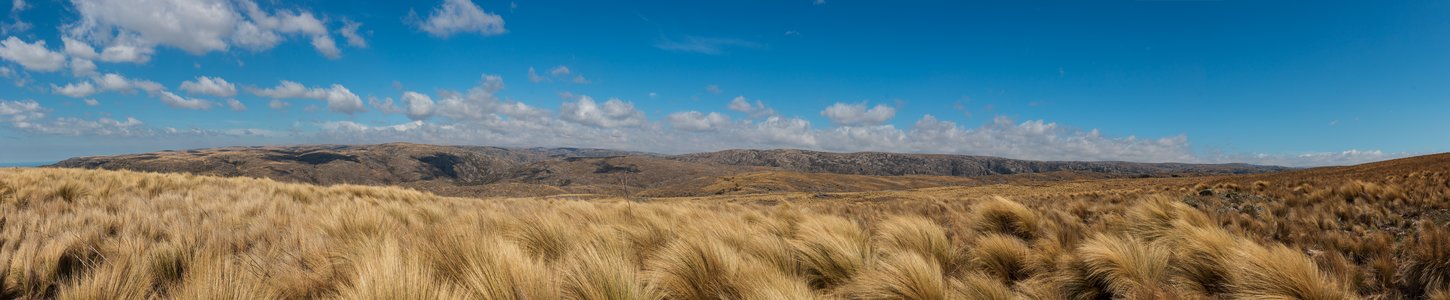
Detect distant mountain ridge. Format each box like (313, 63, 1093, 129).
(48, 143, 1291, 197)
(674, 149, 1282, 177)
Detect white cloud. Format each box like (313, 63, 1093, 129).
(820, 102, 896, 126)
(97, 44, 152, 63)
(727, 96, 776, 118)
(53, 81, 98, 98)
(302, 89, 1400, 167)
(63, 0, 345, 60)
(667, 111, 731, 131)
(249, 81, 365, 114)
(62, 37, 98, 59)
(268, 99, 289, 109)
(572, 75, 590, 84)
(0, 99, 152, 136)
(225, 98, 246, 111)
(93, 73, 164, 94)
(338, 19, 367, 48)
(0, 65, 27, 86)
(414, 0, 506, 38)
(527, 67, 544, 83)
(83, 99, 99, 106)
(180, 76, 238, 97)
(549, 65, 571, 76)
(158, 91, 214, 110)
(1207, 149, 1407, 167)
(401, 91, 436, 121)
(66, 0, 237, 54)
(895, 115, 1197, 163)
(0, 37, 65, 71)
(3, 0, 29, 35)
(69, 57, 96, 76)
(560, 96, 646, 128)
(311, 35, 340, 59)
(434, 74, 547, 121)
(0, 99, 43, 123)
(705, 84, 722, 94)
(748, 116, 818, 147)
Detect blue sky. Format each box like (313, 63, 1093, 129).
(1, 0, 1446, 166)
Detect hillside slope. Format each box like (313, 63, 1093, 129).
(49, 143, 1291, 197)
(5, 152, 1447, 298)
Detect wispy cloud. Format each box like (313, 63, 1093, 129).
(655, 36, 763, 55)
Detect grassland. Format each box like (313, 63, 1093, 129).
(1, 153, 1448, 299)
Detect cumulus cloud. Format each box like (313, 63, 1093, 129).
(98, 44, 152, 63)
(560, 96, 646, 128)
(62, 0, 345, 60)
(62, 37, 97, 58)
(3, 0, 29, 34)
(820, 102, 896, 126)
(748, 116, 818, 147)
(667, 111, 731, 131)
(413, 0, 506, 38)
(93, 73, 164, 94)
(83, 99, 99, 106)
(0, 37, 65, 71)
(68, 73, 209, 110)
(158, 91, 214, 110)
(433, 74, 547, 121)
(311, 35, 340, 59)
(527, 65, 587, 83)
(0, 99, 43, 124)
(727, 96, 776, 118)
(338, 19, 367, 48)
(180, 76, 238, 97)
(527, 67, 544, 83)
(69, 57, 96, 76)
(249, 80, 365, 114)
(0, 99, 150, 136)
(226, 98, 246, 111)
(549, 66, 570, 76)
(302, 87, 1401, 167)
(53, 81, 98, 98)
(268, 99, 289, 109)
(401, 91, 436, 120)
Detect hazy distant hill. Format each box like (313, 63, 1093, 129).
(673, 149, 1283, 177)
(48, 143, 1290, 197)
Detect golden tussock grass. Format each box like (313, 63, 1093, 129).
(0, 164, 1447, 299)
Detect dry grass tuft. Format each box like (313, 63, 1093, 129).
(969, 196, 1042, 241)
(1400, 222, 1450, 298)
(836, 252, 947, 300)
(968, 234, 1032, 284)
(1226, 243, 1355, 300)
(1075, 234, 1177, 298)
(954, 272, 1017, 300)
(875, 215, 959, 274)
(793, 216, 873, 289)
(563, 247, 657, 300)
(649, 237, 746, 299)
